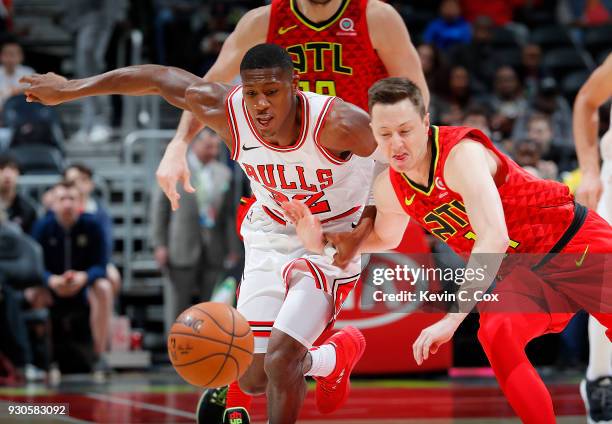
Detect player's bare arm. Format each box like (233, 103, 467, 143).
(21, 66, 201, 110)
(318, 98, 377, 158)
(367, 0, 430, 106)
(174, 6, 271, 145)
(573, 53, 612, 209)
(413, 139, 510, 365)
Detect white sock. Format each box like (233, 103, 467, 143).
(305, 344, 336, 377)
(586, 315, 612, 381)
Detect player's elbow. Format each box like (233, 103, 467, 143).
(185, 82, 219, 113)
(481, 231, 510, 253)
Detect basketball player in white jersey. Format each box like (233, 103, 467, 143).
(21, 44, 377, 424)
(573, 52, 612, 424)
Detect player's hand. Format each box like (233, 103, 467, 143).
(576, 171, 603, 210)
(20, 72, 69, 105)
(413, 316, 460, 365)
(324, 231, 362, 269)
(156, 140, 195, 211)
(281, 200, 325, 254)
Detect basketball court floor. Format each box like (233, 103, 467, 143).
(0, 368, 588, 423)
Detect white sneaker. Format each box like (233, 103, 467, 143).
(24, 364, 46, 382)
(88, 125, 112, 143)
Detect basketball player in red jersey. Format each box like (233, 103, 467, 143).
(158, 1, 428, 421)
(285, 77, 612, 424)
(20, 44, 381, 424)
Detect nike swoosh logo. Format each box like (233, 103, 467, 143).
(242, 145, 261, 151)
(575, 245, 589, 267)
(404, 194, 416, 206)
(278, 25, 297, 35)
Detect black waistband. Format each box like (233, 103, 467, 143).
(531, 202, 588, 271)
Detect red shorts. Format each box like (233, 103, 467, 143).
(480, 208, 612, 339)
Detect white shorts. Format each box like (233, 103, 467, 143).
(237, 203, 361, 354)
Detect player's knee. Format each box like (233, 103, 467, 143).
(92, 278, 113, 301)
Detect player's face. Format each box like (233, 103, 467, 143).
(370, 99, 430, 173)
(241, 67, 298, 138)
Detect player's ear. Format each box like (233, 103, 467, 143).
(292, 71, 300, 93)
(423, 112, 431, 131)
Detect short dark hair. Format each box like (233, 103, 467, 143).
(54, 180, 78, 191)
(63, 163, 93, 179)
(0, 154, 19, 171)
(240, 43, 294, 76)
(368, 78, 426, 117)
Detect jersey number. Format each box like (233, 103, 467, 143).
(266, 188, 331, 215)
(298, 80, 336, 96)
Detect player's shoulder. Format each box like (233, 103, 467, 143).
(366, 0, 402, 23)
(236, 5, 271, 30)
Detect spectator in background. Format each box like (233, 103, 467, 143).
(513, 138, 559, 180)
(150, 129, 239, 333)
(0, 155, 36, 233)
(433, 65, 481, 125)
(423, 0, 472, 51)
(524, 113, 576, 174)
(450, 15, 501, 93)
(513, 77, 574, 147)
(487, 65, 528, 140)
(558, 0, 612, 26)
(0, 37, 34, 110)
(417, 43, 449, 97)
(462, 106, 494, 141)
(517, 44, 544, 98)
(28, 181, 111, 379)
(63, 164, 121, 294)
(62, 0, 128, 142)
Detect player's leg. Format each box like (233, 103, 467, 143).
(478, 311, 559, 424)
(265, 272, 364, 422)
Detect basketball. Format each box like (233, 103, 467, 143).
(167, 302, 254, 388)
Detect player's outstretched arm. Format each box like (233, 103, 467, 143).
(171, 6, 270, 147)
(573, 53, 612, 209)
(367, 1, 430, 107)
(21, 66, 202, 111)
(413, 140, 509, 366)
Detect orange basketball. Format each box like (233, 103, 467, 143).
(167, 302, 254, 388)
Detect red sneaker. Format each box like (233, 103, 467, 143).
(314, 326, 366, 414)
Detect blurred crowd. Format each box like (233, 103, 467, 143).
(0, 0, 608, 381)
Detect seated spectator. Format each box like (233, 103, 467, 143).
(432, 65, 483, 125)
(558, 0, 612, 26)
(0, 205, 46, 383)
(423, 0, 472, 51)
(517, 44, 545, 98)
(417, 43, 449, 97)
(63, 164, 121, 294)
(513, 138, 559, 180)
(0, 37, 34, 110)
(449, 15, 502, 92)
(486, 65, 528, 140)
(27, 181, 111, 379)
(512, 77, 574, 147)
(522, 112, 576, 173)
(0, 154, 37, 233)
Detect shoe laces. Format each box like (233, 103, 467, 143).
(319, 369, 345, 393)
(210, 386, 228, 406)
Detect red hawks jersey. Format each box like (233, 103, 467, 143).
(267, 0, 388, 111)
(226, 86, 374, 229)
(389, 126, 576, 255)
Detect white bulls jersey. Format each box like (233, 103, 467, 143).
(226, 86, 374, 229)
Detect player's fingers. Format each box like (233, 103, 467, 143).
(430, 342, 440, 355)
(413, 334, 423, 365)
(26, 94, 40, 103)
(19, 74, 38, 84)
(422, 336, 432, 361)
(182, 171, 195, 193)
